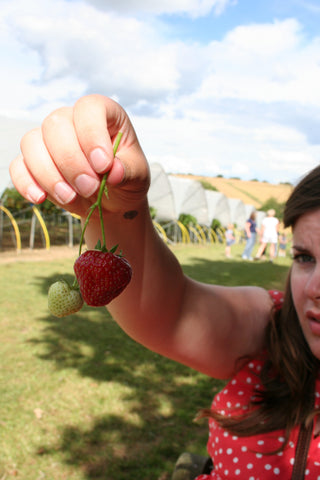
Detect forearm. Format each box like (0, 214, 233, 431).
(83, 199, 186, 353)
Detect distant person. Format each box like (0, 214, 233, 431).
(225, 223, 235, 258)
(241, 211, 258, 260)
(278, 232, 288, 257)
(255, 209, 279, 262)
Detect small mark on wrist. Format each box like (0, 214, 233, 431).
(123, 210, 138, 220)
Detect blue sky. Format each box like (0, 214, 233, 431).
(161, 0, 320, 42)
(1, 0, 320, 192)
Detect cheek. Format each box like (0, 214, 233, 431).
(290, 269, 305, 314)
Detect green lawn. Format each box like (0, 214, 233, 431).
(0, 243, 291, 479)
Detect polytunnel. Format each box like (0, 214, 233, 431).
(205, 191, 231, 227)
(256, 210, 266, 229)
(148, 162, 259, 232)
(168, 176, 208, 225)
(148, 163, 176, 221)
(227, 198, 247, 230)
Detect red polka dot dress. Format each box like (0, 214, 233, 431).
(195, 290, 320, 479)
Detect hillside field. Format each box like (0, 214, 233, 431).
(174, 174, 293, 209)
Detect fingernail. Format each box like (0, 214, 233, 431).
(26, 184, 46, 204)
(90, 147, 109, 173)
(75, 174, 100, 198)
(54, 182, 77, 204)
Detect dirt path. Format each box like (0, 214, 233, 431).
(0, 245, 80, 264)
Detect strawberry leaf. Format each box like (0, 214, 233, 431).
(109, 244, 119, 254)
(95, 239, 102, 250)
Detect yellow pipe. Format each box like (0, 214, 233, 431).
(210, 228, 218, 243)
(152, 221, 168, 243)
(0, 205, 22, 252)
(188, 225, 202, 244)
(32, 206, 50, 250)
(217, 227, 226, 244)
(177, 221, 190, 243)
(196, 224, 207, 243)
(202, 225, 214, 243)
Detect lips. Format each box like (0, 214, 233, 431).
(306, 310, 320, 336)
(306, 310, 320, 322)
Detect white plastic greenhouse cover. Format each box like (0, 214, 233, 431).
(148, 163, 176, 221)
(168, 175, 208, 225)
(228, 198, 247, 230)
(148, 163, 260, 229)
(205, 190, 231, 227)
(256, 210, 266, 229)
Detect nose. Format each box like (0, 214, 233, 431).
(304, 266, 320, 300)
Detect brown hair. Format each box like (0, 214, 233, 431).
(200, 165, 320, 451)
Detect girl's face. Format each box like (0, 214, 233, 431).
(291, 209, 320, 359)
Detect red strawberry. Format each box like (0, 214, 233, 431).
(74, 250, 132, 306)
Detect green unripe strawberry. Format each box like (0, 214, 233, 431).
(48, 280, 84, 317)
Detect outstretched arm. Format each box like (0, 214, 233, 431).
(10, 94, 273, 379)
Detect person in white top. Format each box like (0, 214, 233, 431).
(255, 209, 279, 261)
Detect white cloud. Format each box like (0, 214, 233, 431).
(83, 0, 234, 17)
(3, 0, 183, 109)
(1, 0, 320, 184)
(296, 0, 320, 14)
(194, 19, 320, 106)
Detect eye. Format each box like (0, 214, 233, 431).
(292, 253, 314, 264)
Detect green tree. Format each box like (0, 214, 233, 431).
(178, 213, 197, 228)
(210, 218, 222, 231)
(200, 180, 218, 192)
(149, 206, 157, 219)
(1, 187, 62, 216)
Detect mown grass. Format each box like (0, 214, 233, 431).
(0, 243, 291, 479)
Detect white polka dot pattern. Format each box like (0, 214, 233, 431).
(194, 291, 320, 479)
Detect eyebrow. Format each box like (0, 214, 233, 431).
(292, 245, 309, 252)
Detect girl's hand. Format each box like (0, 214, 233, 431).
(9, 95, 150, 219)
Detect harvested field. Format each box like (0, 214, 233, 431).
(174, 174, 293, 208)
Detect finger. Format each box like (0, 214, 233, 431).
(20, 128, 77, 205)
(106, 156, 125, 185)
(73, 95, 135, 174)
(41, 107, 101, 198)
(9, 153, 47, 204)
(73, 95, 115, 173)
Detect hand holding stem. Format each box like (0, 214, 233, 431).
(78, 132, 123, 255)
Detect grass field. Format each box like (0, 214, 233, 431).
(0, 243, 291, 480)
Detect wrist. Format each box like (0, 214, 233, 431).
(82, 198, 152, 251)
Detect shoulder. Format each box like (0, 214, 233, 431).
(175, 283, 273, 379)
(210, 286, 274, 377)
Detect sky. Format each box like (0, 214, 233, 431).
(1, 0, 320, 191)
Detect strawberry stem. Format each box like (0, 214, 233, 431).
(78, 132, 123, 256)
